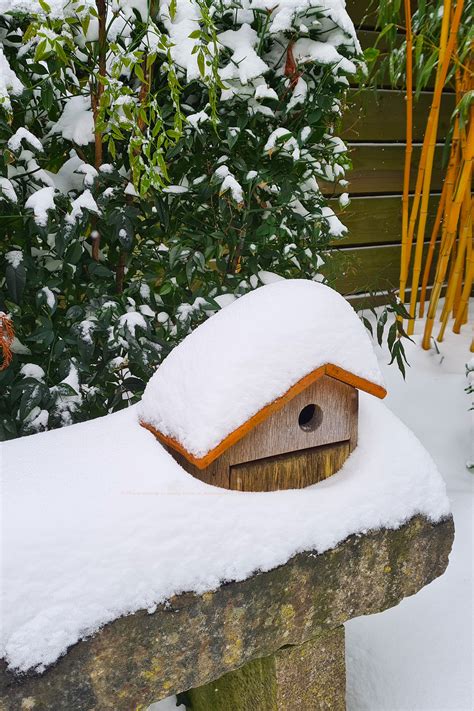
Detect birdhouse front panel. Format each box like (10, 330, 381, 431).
(228, 375, 357, 492)
(226, 375, 358, 466)
(168, 375, 358, 491)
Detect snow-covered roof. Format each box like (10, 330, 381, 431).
(139, 280, 386, 465)
(0, 394, 449, 673)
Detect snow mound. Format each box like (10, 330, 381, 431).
(1, 393, 450, 673)
(139, 280, 385, 459)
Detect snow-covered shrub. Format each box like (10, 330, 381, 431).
(0, 0, 360, 439)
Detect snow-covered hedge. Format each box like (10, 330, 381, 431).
(0, 0, 361, 439)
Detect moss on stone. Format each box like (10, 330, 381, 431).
(0, 515, 454, 711)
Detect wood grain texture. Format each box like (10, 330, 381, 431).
(323, 242, 437, 295)
(353, 31, 445, 90)
(230, 441, 351, 493)
(141, 370, 382, 472)
(342, 90, 454, 142)
(227, 376, 357, 467)
(156, 377, 359, 491)
(320, 144, 444, 196)
(346, 0, 383, 26)
(330, 194, 440, 247)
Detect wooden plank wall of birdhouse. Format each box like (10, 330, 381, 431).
(226, 375, 358, 467)
(229, 440, 352, 492)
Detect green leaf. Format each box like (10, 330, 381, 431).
(65, 241, 83, 265)
(376, 309, 388, 346)
(6, 263, 26, 304)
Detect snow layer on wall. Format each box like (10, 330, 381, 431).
(139, 280, 385, 458)
(1, 393, 449, 673)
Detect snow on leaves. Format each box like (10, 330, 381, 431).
(0, 0, 359, 438)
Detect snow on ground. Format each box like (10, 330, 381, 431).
(1, 378, 448, 673)
(346, 308, 473, 711)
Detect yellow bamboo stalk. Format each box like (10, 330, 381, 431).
(418, 181, 447, 317)
(422, 117, 473, 349)
(399, 0, 414, 311)
(452, 203, 473, 333)
(441, 236, 458, 320)
(460, 209, 472, 326)
(440, 176, 463, 323)
(407, 0, 462, 335)
(402, 0, 454, 298)
(437, 189, 471, 339)
(452, 188, 470, 315)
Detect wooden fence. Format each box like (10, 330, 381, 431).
(323, 0, 453, 299)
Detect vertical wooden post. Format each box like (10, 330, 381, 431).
(187, 627, 346, 711)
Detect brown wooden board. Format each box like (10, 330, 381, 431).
(330, 194, 441, 247)
(226, 375, 358, 468)
(323, 242, 436, 294)
(351, 32, 456, 92)
(321, 143, 445, 196)
(342, 90, 454, 142)
(345, 0, 378, 27)
(229, 441, 351, 492)
(166, 376, 360, 490)
(347, 0, 451, 33)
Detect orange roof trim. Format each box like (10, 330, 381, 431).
(140, 364, 387, 470)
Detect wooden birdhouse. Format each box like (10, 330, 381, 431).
(140, 280, 386, 492)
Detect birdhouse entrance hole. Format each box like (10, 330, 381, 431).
(298, 403, 323, 432)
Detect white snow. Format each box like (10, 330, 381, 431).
(7, 127, 43, 153)
(65, 189, 100, 223)
(78, 319, 96, 344)
(287, 76, 308, 110)
(254, 82, 278, 101)
(321, 205, 347, 236)
(51, 364, 82, 426)
(219, 24, 269, 84)
(39, 286, 56, 310)
(158, 0, 204, 81)
(20, 363, 45, 381)
(214, 165, 244, 203)
(0, 385, 449, 673)
(264, 128, 300, 160)
(0, 0, 95, 18)
(25, 186, 56, 227)
(148, 697, 185, 711)
(0, 46, 23, 110)
(117, 311, 147, 337)
(0, 177, 17, 203)
(163, 185, 189, 194)
(50, 95, 94, 145)
(339, 192, 350, 208)
(76, 162, 98, 187)
(24, 407, 49, 431)
(140, 281, 384, 459)
(292, 38, 356, 74)
(346, 306, 473, 711)
(186, 110, 209, 128)
(5, 250, 23, 268)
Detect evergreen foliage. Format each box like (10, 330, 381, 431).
(0, 0, 360, 439)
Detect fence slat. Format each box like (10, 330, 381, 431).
(323, 242, 435, 295)
(342, 90, 454, 142)
(321, 143, 444, 195)
(330, 194, 440, 246)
